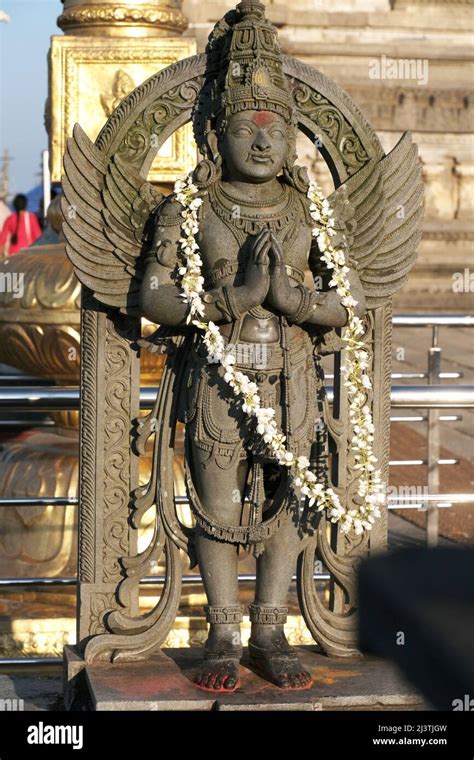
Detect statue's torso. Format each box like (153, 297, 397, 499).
(196, 180, 313, 344)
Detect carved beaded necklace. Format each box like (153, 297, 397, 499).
(208, 179, 301, 248)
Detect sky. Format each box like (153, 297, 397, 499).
(1, 1, 60, 200)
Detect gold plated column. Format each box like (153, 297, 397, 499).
(0, 0, 195, 658)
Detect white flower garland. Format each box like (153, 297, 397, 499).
(174, 175, 385, 536)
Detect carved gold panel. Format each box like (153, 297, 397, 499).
(49, 35, 197, 182)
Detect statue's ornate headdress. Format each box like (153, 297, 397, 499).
(193, 0, 296, 153)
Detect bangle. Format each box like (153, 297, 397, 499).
(144, 247, 161, 264)
(223, 284, 242, 321)
(286, 285, 324, 325)
(285, 284, 311, 324)
(204, 284, 242, 322)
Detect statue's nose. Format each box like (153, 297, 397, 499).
(252, 129, 271, 151)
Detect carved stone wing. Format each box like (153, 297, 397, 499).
(61, 124, 163, 312)
(328, 131, 424, 309)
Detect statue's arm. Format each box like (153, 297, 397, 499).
(267, 234, 365, 327)
(139, 202, 265, 326)
(295, 267, 365, 327)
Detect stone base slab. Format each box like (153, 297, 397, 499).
(64, 645, 427, 711)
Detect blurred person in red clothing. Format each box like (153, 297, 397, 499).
(0, 194, 42, 257)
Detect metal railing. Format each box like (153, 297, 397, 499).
(0, 383, 472, 410)
(0, 313, 472, 666)
(391, 314, 473, 546)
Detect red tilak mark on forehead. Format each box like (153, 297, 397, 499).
(252, 112, 275, 127)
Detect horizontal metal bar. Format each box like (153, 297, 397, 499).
(0, 572, 329, 588)
(393, 314, 474, 327)
(389, 458, 458, 466)
(390, 493, 474, 502)
(392, 503, 451, 510)
(0, 658, 62, 667)
(390, 415, 462, 422)
(2, 492, 473, 509)
(0, 578, 90, 588)
(0, 387, 80, 410)
(0, 385, 472, 410)
(324, 372, 463, 380)
(0, 419, 54, 428)
(389, 386, 474, 408)
(0, 497, 78, 508)
(391, 373, 426, 380)
(391, 372, 462, 380)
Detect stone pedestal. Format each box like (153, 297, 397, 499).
(64, 645, 426, 711)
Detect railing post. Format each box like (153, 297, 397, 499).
(427, 327, 441, 547)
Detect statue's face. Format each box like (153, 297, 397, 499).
(220, 110, 289, 183)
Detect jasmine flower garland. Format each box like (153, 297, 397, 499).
(174, 175, 385, 536)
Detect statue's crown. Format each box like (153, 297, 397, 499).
(193, 0, 294, 149)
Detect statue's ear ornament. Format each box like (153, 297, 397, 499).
(192, 158, 222, 190)
(283, 164, 311, 195)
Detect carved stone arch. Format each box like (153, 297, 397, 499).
(76, 52, 391, 663)
(95, 53, 384, 180)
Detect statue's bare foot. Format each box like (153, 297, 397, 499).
(194, 625, 242, 692)
(248, 627, 312, 689)
(194, 656, 241, 691)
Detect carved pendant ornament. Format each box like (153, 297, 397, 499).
(62, 0, 423, 682)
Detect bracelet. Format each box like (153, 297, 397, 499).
(285, 284, 311, 324)
(144, 247, 161, 265)
(223, 284, 242, 321)
(203, 284, 242, 322)
(286, 285, 325, 325)
(144, 239, 174, 268)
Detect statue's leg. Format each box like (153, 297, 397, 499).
(248, 506, 313, 689)
(189, 438, 250, 691)
(248, 347, 317, 690)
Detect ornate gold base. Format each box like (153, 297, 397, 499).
(0, 611, 314, 659)
(0, 429, 79, 579)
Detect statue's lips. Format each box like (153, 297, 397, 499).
(248, 155, 273, 163)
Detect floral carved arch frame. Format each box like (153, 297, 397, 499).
(75, 53, 391, 663)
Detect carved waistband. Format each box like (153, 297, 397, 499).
(193, 330, 311, 372)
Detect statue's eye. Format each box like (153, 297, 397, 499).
(269, 129, 285, 139)
(233, 126, 253, 136)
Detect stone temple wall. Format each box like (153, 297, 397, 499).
(182, 0, 474, 311)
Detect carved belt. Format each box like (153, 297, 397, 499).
(193, 330, 310, 372)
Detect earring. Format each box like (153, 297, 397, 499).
(192, 158, 221, 189)
(285, 164, 310, 194)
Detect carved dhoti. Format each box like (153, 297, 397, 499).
(184, 328, 320, 467)
(181, 324, 323, 556)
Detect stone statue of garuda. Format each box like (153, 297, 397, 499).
(62, 0, 423, 693)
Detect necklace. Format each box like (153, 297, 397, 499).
(217, 180, 287, 208)
(209, 180, 300, 244)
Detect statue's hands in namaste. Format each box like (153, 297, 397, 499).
(239, 227, 271, 311)
(264, 229, 298, 314)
